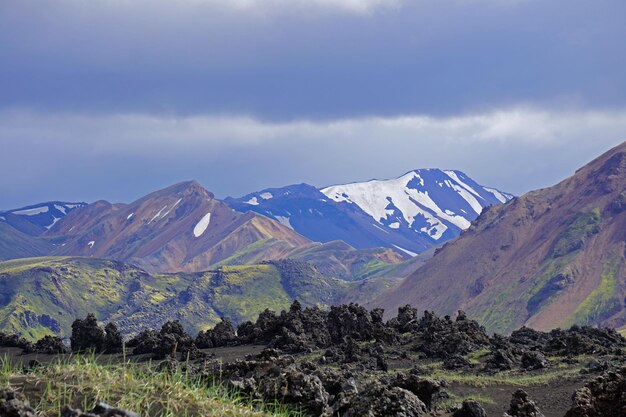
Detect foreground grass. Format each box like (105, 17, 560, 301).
(0, 355, 303, 417)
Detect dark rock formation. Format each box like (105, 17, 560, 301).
(0, 389, 40, 417)
(103, 323, 123, 354)
(70, 314, 105, 353)
(61, 403, 139, 417)
(504, 389, 545, 417)
(0, 332, 33, 352)
(565, 366, 626, 417)
(452, 400, 487, 417)
(32, 335, 68, 354)
(195, 318, 236, 348)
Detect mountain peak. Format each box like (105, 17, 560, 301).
(228, 169, 513, 256)
(143, 180, 214, 201)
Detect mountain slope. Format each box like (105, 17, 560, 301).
(0, 223, 55, 261)
(45, 181, 310, 273)
(226, 183, 432, 254)
(375, 142, 626, 333)
(228, 170, 512, 256)
(0, 202, 86, 236)
(0, 257, 352, 340)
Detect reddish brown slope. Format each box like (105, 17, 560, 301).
(374, 142, 626, 333)
(46, 181, 309, 272)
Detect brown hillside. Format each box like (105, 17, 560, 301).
(374, 141, 626, 333)
(46, 181, 310, 272)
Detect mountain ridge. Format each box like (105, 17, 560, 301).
(227, 168, 513, 256)
(374, 141, 626, 333)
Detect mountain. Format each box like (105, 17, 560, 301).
(0, 257, 359, 340)
(227, 170, 512, 256)
(6, 181, 401, 277)
(374, 142, 626, 334)
(0, 201, 86, 236)
(0, 223, 55, 261)
(44, 181, 310, 273)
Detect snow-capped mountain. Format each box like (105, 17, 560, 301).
(227, 169, 513, 256)
(226, 184, 435, 254)
(0, 201, 86, 236)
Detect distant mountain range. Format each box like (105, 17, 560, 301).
(0, 169, 511, 275)
(3, 145, 626, 339)
(375, 142, 626, 334)
(227, 169, 512, 255)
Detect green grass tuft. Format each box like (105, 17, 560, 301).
(0, 354, 303, 417)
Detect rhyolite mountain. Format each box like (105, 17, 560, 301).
(0, 202, 86, 236)
(1, 181, 401, 277)
(227, 169, 512, 256)
(43, 181, 310, 273)
(375, 141, 626, 334)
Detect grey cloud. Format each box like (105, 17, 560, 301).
(1, 107, 625, 208)
(1, 0, 625, 119)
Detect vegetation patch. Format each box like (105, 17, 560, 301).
(212, 265, 292, 324)
(0, 354, 300, 417)
(524, 255, 574, 319)
(550, 209, 601, 258)
(566, 256, 622, 327)
(426, 366, 583, 388)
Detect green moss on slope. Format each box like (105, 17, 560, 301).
(211, 264, 292, 324)
(566, 256, 622, 327)
(0, 257, 353, 340)
(550, 209, 601, 258)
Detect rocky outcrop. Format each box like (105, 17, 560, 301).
(503, 389, 544, 417)
(565, 367, 626, 417)
(0, 389, 40, 417)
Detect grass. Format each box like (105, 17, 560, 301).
(437, 392, 496, 410)
(425, 365, 583, 388)
(0, 354, 304, 417)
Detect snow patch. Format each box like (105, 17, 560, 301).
(245, 197, 259, 206)
(372, 223, 390, 234)
(193, 212, 212, 237)
(443, 171, 484, 214)
(45, 216, 60, 230)
(260, 192, 273, 200)
(392, 244, 418, 257)
(275, 216, 293, 230)
(389, 222, 400, 229)
(443, 171, 484, 199)
(161, 198, 182, 218)
(87, 241, 95, 248)
(12, 206, 49, 216)
(321, 170, 466, 237)
(127, 213, 134, 220)
(54, 204, 67, 215)
(484, 187, 509, 204)
(149, 205, 168, 223)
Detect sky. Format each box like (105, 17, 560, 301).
(1, 0, 626, 208)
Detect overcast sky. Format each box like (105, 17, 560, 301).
(1, 0, 626, 208)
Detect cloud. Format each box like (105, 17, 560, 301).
(2, 0, 625, 120)
(3, 106, 624, 150)
(1, 106, 625, 208)
(202, 0, 403, 14)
